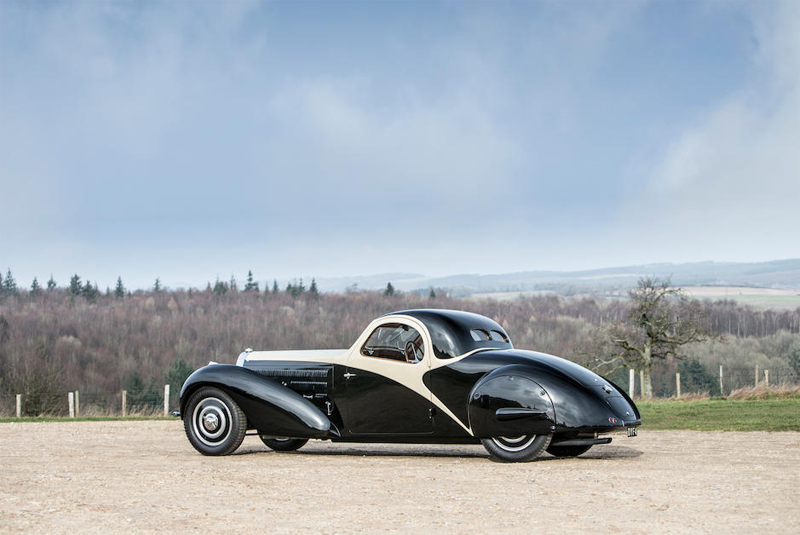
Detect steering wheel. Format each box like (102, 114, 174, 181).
(404, 341, 420, 363)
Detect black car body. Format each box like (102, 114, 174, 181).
(180, 309, 640, 462)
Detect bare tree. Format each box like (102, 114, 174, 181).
(609, 277, 714, 398)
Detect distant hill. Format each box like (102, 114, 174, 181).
(314, 259, 800, 296)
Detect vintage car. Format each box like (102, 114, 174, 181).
(180, 309, 640, 462)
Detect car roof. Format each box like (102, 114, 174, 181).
(382, 309, 512, 359)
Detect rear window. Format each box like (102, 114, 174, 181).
(471, 329, 509, 344)
(470, 329, 491, 341)
(490, 330, 509, 343)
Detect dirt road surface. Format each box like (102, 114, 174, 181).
(1, 421, 798, 533)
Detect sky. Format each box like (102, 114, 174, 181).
(1, 0, 798, 290)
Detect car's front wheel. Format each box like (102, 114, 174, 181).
(259, 436, 308, 452)
(481, 433, 552, 462)
(184, 387, 247, 456)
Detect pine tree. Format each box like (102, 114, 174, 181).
(68, 274, 82, 296)
(429, 287, 436, 299)
(153, 277, 162, 292)
(229, 275, 238, 292)
(2, 269, 18, 296)
(272, 279, 279, 294)
(287, 279, 305, 298)
(164, 357, 195, 389)
(46, 275, 57, 290)
(114, 277, 125, 300)
(30, 276, 41, 296)
(244, 270, 259, 292)
(309, 278, 319, 296)
(384, 282, 395, 296)
(82, 279, 98, 302)
(213, 276, 228, 295)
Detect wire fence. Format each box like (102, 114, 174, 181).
(632, 365, 799, 399)
(0, 386, 181, 418)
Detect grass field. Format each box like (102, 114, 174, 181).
(639, 397, 800, 431)
(682, 286, 800, 310)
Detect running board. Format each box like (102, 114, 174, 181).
(551, 437, 612, 447)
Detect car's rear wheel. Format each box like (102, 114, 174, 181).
(546, 443, 593, 457)
(184, 387, 246, 456)
(259, 436, 308, 452)
(481, 433, 552, 462)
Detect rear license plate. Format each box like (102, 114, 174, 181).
(627, 427, 637, 437)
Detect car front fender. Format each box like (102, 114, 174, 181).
(180, 364, 338, 439)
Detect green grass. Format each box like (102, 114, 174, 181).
(0, 416, 175, 423)
(639, 398, 800, 431)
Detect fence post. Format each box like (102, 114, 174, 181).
(755, 364, 759, 387)
(164, 384, 170, 416)
(122, 390, 127, 417)
(16, 394, 21, 418)
(676, 372, 681, 399)
(765, 370, 769, 388)
(629, 369, 635, 398)
(639, 370, 645, 399)
(719, 365, 724, 396)
(75, 390, 80, 418)
(68, 392, 75, 418)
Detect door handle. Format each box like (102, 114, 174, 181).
(344, 373, 357, 379)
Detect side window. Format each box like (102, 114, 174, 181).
(361, 323, 425, 364)
(470, 329, 491, 341)
(490, 330, 509, 343)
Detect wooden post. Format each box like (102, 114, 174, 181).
(719, 365, 724, 396)
(639, 370, 645, 399)
(16, 394, 21, 418)
(164, 384, 170, 416)
(629, 369, 635, 398)
(122, 390, 127, 417)
(676, 372, 681, 399)
(68, 392, 75, 418)
(755, 364, 759, 387)
(74, 390, 80, 418)
(765, 369, 769, 388)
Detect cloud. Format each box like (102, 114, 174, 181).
(2, 1, 799, 288)
(627, 1, 800, 261)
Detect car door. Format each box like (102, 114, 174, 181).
(340, 320, 433, 435)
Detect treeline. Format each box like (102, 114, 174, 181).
(1, 270, 799, 413)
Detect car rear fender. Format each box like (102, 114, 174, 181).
(478, 364, 638, 431)
(180, 364, 338, 439)
(467, 365, 556, 437)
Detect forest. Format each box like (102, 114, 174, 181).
(1, 272, 799, 415)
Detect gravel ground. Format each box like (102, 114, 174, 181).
(1, 421, 798, 533)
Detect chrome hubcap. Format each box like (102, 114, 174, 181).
(203, 412, 220, 432)
(192, 397, 232, 447)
